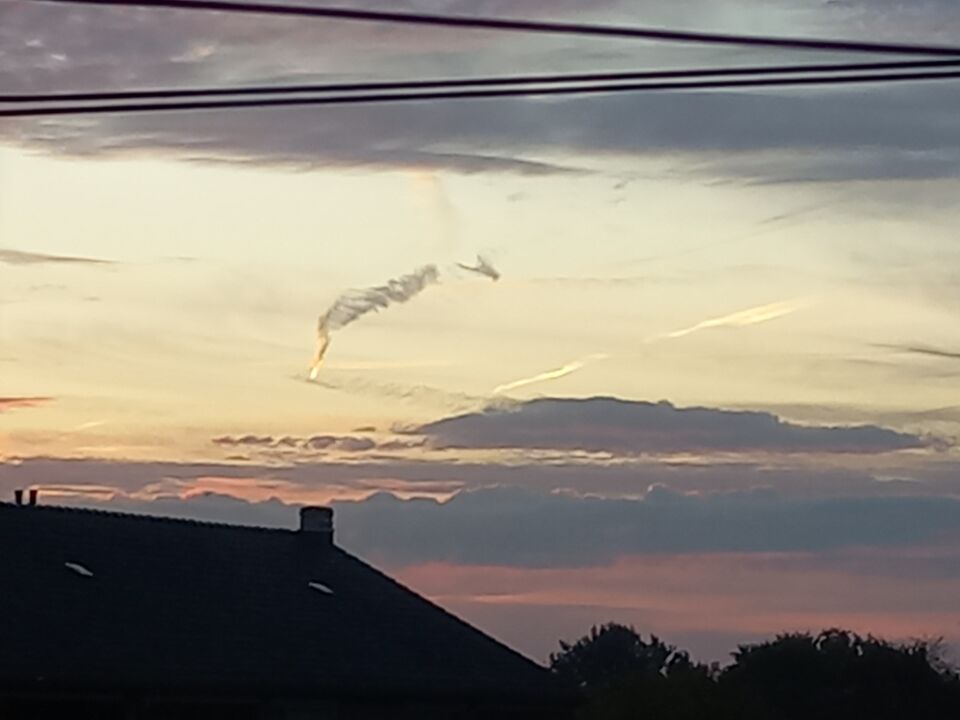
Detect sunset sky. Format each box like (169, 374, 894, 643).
(3, 0, 960, 663)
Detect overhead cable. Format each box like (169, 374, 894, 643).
(4, 68, 960, 118)
(32, 0, 960, 58)
(6, 59, 960, 104)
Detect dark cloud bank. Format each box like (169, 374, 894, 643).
(3, 0, 960, 181)
(2, 395, 955, 568)
(24, 487, 960, 570)
(413, 397, 934, 455)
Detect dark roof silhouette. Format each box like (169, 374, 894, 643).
(0, 502, 553, 699)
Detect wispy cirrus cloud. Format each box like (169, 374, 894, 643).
(0, 248, 113, 266)
(875, 343, 960, 362)
(0, 396, 54, 413)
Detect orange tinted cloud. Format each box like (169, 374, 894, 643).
(0, 397, 54, 413)
(134, 476, 371, 506)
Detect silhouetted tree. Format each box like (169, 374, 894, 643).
(722, 629, 960, 720)
(550, 624, 729, 719)
(583, 661, 731, 720)
(549, 624, 690, 690)
(555, 625, 960, 720)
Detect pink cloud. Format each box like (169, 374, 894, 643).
(394, 549, 960, 662)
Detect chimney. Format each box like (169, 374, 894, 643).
(14, 489, 23, 506)
(28, 489, 38, 506)
(299, 506, 334, 544)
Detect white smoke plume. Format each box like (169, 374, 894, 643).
(309, 265, 440, 379)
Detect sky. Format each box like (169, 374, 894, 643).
(3, 0, 960, 664)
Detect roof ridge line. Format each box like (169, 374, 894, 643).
(340, 551, 551, 674)
(0, 501, 294, 533)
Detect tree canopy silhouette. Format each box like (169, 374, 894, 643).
(549, 623, 696, 690)
(550, 624, 726, 720)
(551, 625, 960, 720)
(722, 629, 960, 720)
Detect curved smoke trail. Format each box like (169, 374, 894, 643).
(309, 265, 440, 379)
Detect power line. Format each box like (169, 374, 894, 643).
(5, 59, 960, 104)
(4, 68, 960, 118)
(33, 0, 960, 58)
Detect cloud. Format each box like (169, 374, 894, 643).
(14, 476, 960, 664)
(212, 435, 275, 447)
(212, 433, 377, 453)
(14, 85, 960, 183)
(313, 375, 492, 412)
(413, 397, 935, 455)
(18, 483, 960, 569)
(4, 1, 960, 181)
(396, 548, 960, 663)
(9, 406, 960, 533)
(35, 490, 303, 529)
(8, 450, 959, 517)
(19, 480, 960, 664)
(0, 248, 113, 266)
(875, 343, 960, 362)
(0, 396, 54, 413)
(306, 435, 377, 453)
(332, 487, 960, 567)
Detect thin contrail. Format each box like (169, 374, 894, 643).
(309, 265, 440, 379)
(493, 354, 609, 395)
(651, 299, 812, 342)
(491, 299, 810, 396)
